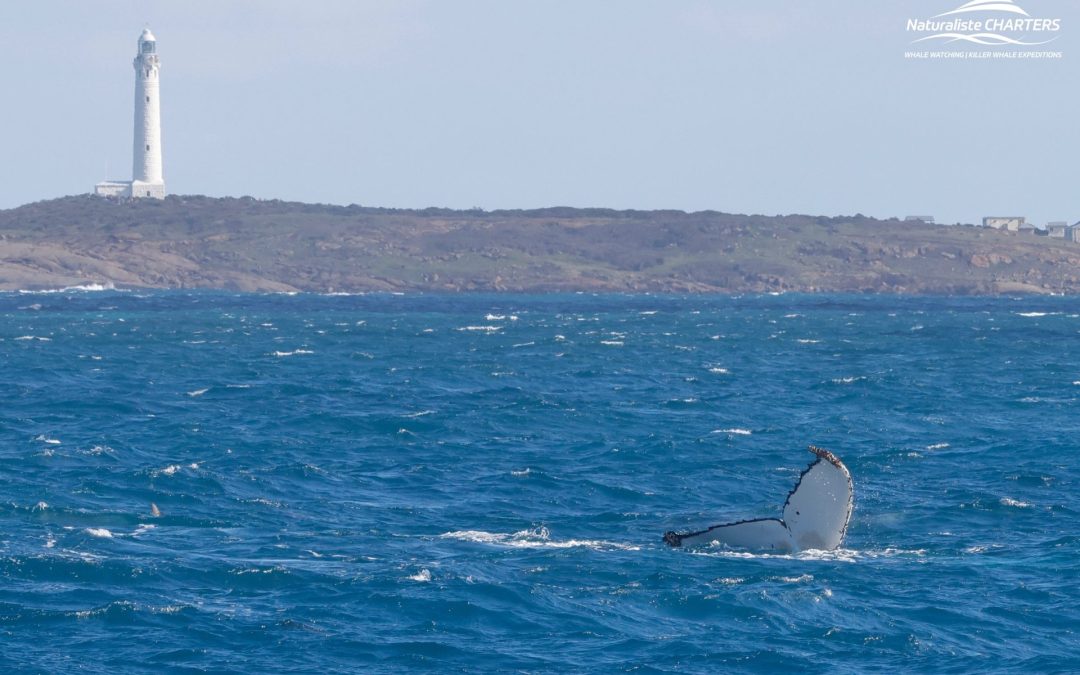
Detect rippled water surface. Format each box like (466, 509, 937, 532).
(1, 291, 1078, 672)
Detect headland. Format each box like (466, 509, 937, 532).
(2, 195, 1079, 294)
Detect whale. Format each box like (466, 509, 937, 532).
(664, 446, 853, 552)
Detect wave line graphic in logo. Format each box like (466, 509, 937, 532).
(912, 32, 1053, 46)
(934, 0, 1028, 18)
(908, 0, 1061, 48)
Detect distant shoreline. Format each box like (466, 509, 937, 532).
(1, 194, 1078, 295)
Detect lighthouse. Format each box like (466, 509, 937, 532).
(95, 28, 166, 199)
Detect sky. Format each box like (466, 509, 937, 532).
(0, 1, 1077, 224)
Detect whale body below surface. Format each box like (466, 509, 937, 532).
(664, 446, 854, 552)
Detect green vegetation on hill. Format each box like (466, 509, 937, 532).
(0, 195, 1078, 294)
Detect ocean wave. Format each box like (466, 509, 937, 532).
(712, 428, 752, 436)
(152, 462, 199, 477)
(457, 325, 501, 332)
(407, 568, 432, 582)
(439, 528, 640, 551)
(831, 376, 866, 385)
(689, 547, 926, 562)
(17, 282, 123, 294)
(1000, 497, 1031, 508)
(271, 349, 315, 357)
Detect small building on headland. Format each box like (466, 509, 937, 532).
(904, 215, 935, 224)
(1048, 222, 1069, 238)
(1069, 224, 1080, 243)
(983, 216, 1025, 231)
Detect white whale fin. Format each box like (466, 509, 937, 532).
(664, 518, 792, 551)
(783, 446, 853, 551)
(664, 446, 854, 552)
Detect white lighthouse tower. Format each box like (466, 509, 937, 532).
(95, 28, 166, 199)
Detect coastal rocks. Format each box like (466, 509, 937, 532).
(969, 253, 1013, 269)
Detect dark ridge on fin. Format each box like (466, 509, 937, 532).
(663, 531, 683, 547)
(808, 445, 843, 469)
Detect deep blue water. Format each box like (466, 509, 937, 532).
(1, 290, 1078, 673)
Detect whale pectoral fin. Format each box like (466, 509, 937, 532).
(665, 518, 791, 551)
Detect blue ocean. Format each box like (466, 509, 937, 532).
(1, 290, 1077, 673)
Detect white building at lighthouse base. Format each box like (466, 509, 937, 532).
(94, 180, 166, 199)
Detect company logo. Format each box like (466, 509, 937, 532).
(905, 0, 1063, 59)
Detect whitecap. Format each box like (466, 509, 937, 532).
(65, 283, 115, 292)
(708, 367, 729, 374)
(15, 335, 51, 341)
(831, 376, 865, 385)
(712, 428, 752, 436)
(34, 435, 61, 445)
(797, 339, 820, 344)
(600, 340, 624, 346)
(271, 349, 315, 357)
(85, 528, 113, 538)
(457, 325, 501, 332)
(408, 569, 432, 582)
(776, 574, 814, 583)
(155, 464, 182, 477)
(690, 547, 924, 562)
(1016, 312, 1051, 317)
(926, 442, 950, 450)
(439, 528, 639, 551)
(1000, 497, 1031, 508)
(18, 282, 120, 294)
(187, 388, 209, 397)
(511, 468, 531, 476)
